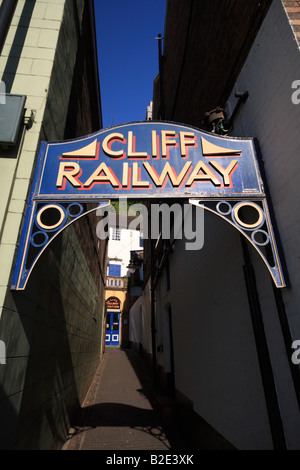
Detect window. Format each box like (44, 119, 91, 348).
(112, 229, 121, 241)
(139, 232, 144, 247)
(112, 313, 119, 331)
(109, 264, 121, 277)
(106, 313, 111, 330)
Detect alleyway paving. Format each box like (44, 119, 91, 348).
(61, 347, 191, 452)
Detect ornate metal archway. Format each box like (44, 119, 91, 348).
(11, 121, 288, 290)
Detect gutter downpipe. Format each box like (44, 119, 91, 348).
(0, 0, 18, 57)
(150, 211, 158, 388)
(149, 31, 166, 389)
(241, 235, 286, 450)
(157, 33, 164, 120)
(253, 138, 300, 410)
(87, 0, 103, 129)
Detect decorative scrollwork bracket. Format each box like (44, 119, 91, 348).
(189, 198, 288, 288)
(11, 200, 110, 290)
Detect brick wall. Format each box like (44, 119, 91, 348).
(0, 0, 105, 450)
(0, 0, 64, 286)
(153, 0, 272, 124)
(282, 0, 300, 45)
(7, 221, 106, 449)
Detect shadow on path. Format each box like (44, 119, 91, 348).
(69, 401, 172, 449)
(62, 348, 191, 450)
(122, 348, 192, 450)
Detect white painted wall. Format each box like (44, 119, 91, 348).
(107, 226, 142, 277)
(225, 0, 300, 448)
(159, 211, 274, 449)
(129, 279, 152, 354)
(135, 0, 300, 449)
(226, 0, 300, 330)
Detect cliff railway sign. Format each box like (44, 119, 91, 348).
(31, 121, 261, 198)
(11, 121, 288, 290)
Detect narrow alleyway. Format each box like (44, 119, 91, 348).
(61, 348, 190, 451)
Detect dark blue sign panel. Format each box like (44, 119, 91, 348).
(33, 121, 263, 199)
(11, 121, 288, 291)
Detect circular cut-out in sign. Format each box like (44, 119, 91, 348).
(36, 204, 66, 231)
(216, 201, 232, 216)
(233, 202, 264, 230)
(31, 230, 48, 248)
(251, 229, 270, 246)
(67, 202, 83, 218)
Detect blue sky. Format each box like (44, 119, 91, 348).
(94, 1, 166, 129)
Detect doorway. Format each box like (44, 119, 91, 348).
(106, 311, 120, 346)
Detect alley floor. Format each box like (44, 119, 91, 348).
(61, 347, 190, 452)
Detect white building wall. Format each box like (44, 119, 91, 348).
(107, 226, 142, 277)
(225, 0, 300, 448)
(130, 0, 300, 450)
(151, 0, 300, 450)
(226, 0, 300, 330)
(156, 210, 274, 450)
(129, 279, 152, 354)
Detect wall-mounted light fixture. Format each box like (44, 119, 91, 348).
(127, 263, 138, 274)
(126, 250, 143, 274)
(203, 91, 249, 136)
(203, 107, 228, 135)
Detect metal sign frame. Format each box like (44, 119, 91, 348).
(11, 121, 288, 290)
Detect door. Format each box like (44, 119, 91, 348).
(106, 311, 120, 346)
